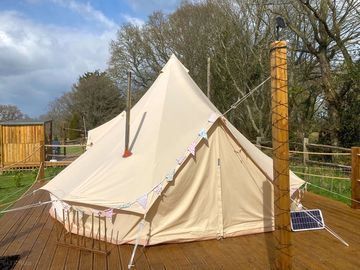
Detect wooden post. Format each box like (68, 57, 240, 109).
(39, 140, 45, 181)
(351, 147, 360, 209)
(270, 40, 292, 269)
(303, 137, 309, 165)
(123, 71, 132, 158)
(62, 122, 66, 158)
(207, 57, 211, 99)
(0, 125, 3, 169)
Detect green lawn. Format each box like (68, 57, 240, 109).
(0, 163, 353, 216)
(0, 167, 64, 216)
(58, 145, 85, 155)
(291, 164, 352, 205)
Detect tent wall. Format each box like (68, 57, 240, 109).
(218, 125, 274, 236)
(50, 122, 274, 245)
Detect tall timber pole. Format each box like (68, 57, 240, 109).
(271, 40, 292, 269)
(123, 71, 132, 158)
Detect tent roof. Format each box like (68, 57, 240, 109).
(41, 55, 304, 213)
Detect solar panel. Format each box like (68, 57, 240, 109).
(290, 209, 325, 232)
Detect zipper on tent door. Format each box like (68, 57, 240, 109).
(216, 129, 224, 239)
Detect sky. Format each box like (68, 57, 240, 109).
(0, 0, 181, 118)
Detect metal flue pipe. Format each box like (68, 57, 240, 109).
(123, 71, 132, 158)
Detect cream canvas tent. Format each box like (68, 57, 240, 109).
(41, 55, 304, 245)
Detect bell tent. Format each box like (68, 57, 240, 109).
(41, 55, 304, 245)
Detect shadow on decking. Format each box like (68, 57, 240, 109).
(0, 182, 359, 269)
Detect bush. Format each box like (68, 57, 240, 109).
(14, 171, 24, 187)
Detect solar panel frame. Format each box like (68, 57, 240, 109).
(290, 209, 325, 232)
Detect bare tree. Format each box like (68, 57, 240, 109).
(0, 104, 25, 122)
(108, 0, 274, 139)
(275, 0, 360, 144)
(107, 0, 359, 146)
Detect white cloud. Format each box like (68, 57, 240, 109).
(125, 0, 181, 14)
(0, 10, 116, 117)
(122, 14, 145, 27)
(51, 0, 118, 29)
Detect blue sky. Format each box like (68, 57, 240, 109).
(0, 0, 181, 117)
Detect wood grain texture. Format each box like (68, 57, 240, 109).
(1, 183, 359, 270)
(270, 40, 292, 269)
(1, 124, 45, 166)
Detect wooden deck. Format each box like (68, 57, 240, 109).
(1, 183, 359, 270)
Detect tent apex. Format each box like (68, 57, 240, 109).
(162, 54, 189, 73)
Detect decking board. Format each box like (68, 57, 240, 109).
(1, 184, 359, 270)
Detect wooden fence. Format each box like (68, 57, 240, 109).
(351, 147, 360, 209)
(255, 137, 359, 208)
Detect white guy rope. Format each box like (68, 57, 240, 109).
(128, 192, 155, 269)
(291, 198, 349, 247)
(293, 172, 350, 181)
(0, 184, 33, 204)
(0, 170, 43, 212)
(0, 200, 54, 214)
(0, 146, 41, 172)
(305, 181, 360, 205)
(256, 145, 351, 155)
(222, 76, 271, 116)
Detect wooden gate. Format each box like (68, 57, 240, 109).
(0, 121, 52, 168)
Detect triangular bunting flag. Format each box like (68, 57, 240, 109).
(118, 202, 131, 209)
(154, 182, 163, 195)
(208, 112, 218, 123)
(137, 194, 148, 210)
(166, 170, 175, 182)
(198, 128, 208, 140)
(188, 141, 196, 156)
(176, 156, 186, 165)
(104, 208, 113, 219)
(62, 201, 71, 211)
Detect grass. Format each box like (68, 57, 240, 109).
(49, 145, 85, 160)
(59, 145, 85, 155)
(290, 163, 352, 205)
(0, 167, 64, 216)
(0, 161, 353, 217)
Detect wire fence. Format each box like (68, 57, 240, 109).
(0, 139, 85, 215)
(0, 164, 65, 216)
(255, 140, 354, 204)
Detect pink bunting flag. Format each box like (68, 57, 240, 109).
(62, 201, 71, 211)
(198, 128, 208, 140)
(104, 208, 113, 219)
(188, 141, 196, 156)
(154, 182, 163, 195)
(137, 194, 148, 210)
(176, 156, 186, 165)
